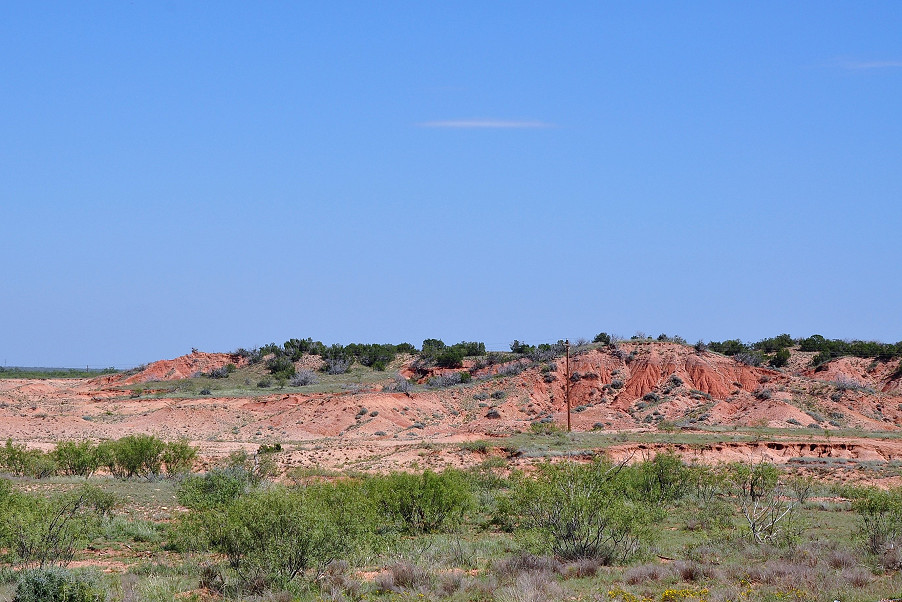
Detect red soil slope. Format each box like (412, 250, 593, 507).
(94, 351, 248, 385)
(4, 342, 902, 475)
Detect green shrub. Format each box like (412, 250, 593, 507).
(770, 348, 791, 368)
(24, 451, 58, 479)
(90, 441, 114, 478)
(754, 334, 794, 353)
(80, 485, 117, 519)
(161, 439, 197, 476)
(177, 467, 252, 510)
(459, 440, 490, 454)
(0, 486, 105, 569)
(502, 460, 655, 562)
(0, 438, 29, 475)
(420, 338, 446, 358)
(14, 567, 108, 602)
(370, 469, 474, 534)
(509, 340, 535, 355)
(707, 339, 749, 356)
(593, 332, 612, 345)
(435, 348, 464, 368)
(0, 439, 58, 478)
(529, 421, 563, 435)
(629, 452, 691, 503)
(800, 334, 902, 365)
(265, 356, 296, 379)
(344, 343, 401, 370)
(852, 487, 902, 555)
(51, 442, 98, 478)
(420, 340, 485, 366)
(688, 463, 728, 502)
(730, 461, 779, 503)
(220, 449, 278, 484)
(395, 342, 417, 354)
(178, 482, 377, 590)
(320, 344, 352, 368)
(282, 337, 324, 361)
(453, 341, 485, 356)
(109, 435, 165, 480)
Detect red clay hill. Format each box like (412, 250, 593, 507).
(3, 341, 902, 474)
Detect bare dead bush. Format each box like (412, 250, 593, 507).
(493, 553, 561, 580)
(289, 370, 318, 387)
(623, 562, 669, 585)
(562, 558, 601, 579)
(787, 475, 815, 505)
(318, 560, 361, 600)
(754, 388, 773, 400)
(708, 585, 743, 602)
(437, 570, 468, 596)
(495, 571, 566, 602)
(374, 562, 432, 593)
(734, 352, 762, 367)
(497, 362, 526, 377)
(325, 358, 351, 375)
(839, 566, 871, 588)
(383, 376, 412, 393)
(674, 560, 706, 582)
(881, 545, 902, 570)
(743, 563, 777, 584)
(826, 547, 858, 569)
(427, 372, 463, 388)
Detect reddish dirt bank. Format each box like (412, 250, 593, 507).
(94, 351, 248, 385)
(3, 342, 902, 476)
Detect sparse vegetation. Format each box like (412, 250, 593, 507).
(7, 332, 902, 600)
(0, 436, 198, 481)
(0, 366, 118, 379)
(0, 440, 900, 600)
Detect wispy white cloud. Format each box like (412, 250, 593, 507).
(838, 59, 902, 70)
(418, 119, 553, 129)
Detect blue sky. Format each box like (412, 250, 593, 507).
(2, 2, 901, 367)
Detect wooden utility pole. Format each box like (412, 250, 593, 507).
(565, 339, 571, 432)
